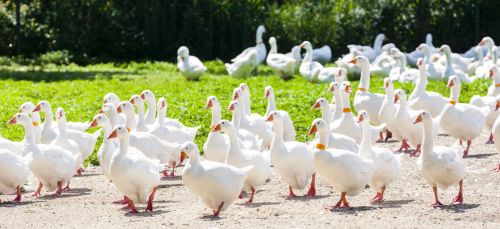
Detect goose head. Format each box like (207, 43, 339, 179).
(157, 97, 167, 111)
(232, 87, 243, 101)
(447, 76, 461, 90)
(256, 25, 266, 43)
(416, 58, 424, 68)
(211, 120, 235, 134)
(227, 100, 241, 113)
(103, 93, 120, 106)
(180, 141, 199, 160)
(425, 33, 433, 46)
(88, 113, 109, 129)
(177, 46, 189, 61)
(299, 41, 313, 51)
(19, 102, 36, 115)
(107, 125, 129, 140)
(7, 113, 32, 126)
(349, 56, 370, 68)
(489, 66, 500, 81)
(290, 46, 302, 61)
(55, 107, 67, 123)
(479, 37, 494, 47)
(327, 82, 340, 93)
(33, 101, 51, 113)
(265, 110, 282, 124)
(116, 101, 135, 115)
(439, 45, 452, 55)
(413, 111, 432, 124)
(264, 86, 274, 98)
(268, 37, 277, 53)
(100, 103, 116, 115)
(356, 110, 370, 124)
(335, 68, 346, 83)
(239, 83, 250, 95)
(416, 43, 428, 52)
(312, 98, 328, 110)
(383, 78, 394, 91)
(307, 118, 328, 136)
(393, 89, 407, 104)
(340, 81, 352, 97)
(129, 95, 145, 110)
(205, 96, 220, 110)
(140, 90, 155, 102)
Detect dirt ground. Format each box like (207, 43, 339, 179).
(1, 132, 500, 229)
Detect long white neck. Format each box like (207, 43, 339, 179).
(107, 110, 119, 128)
(303, 47, 313, 62)
(444, 50, 453, 72)
(385, 87, 394, 101)
(270, 120, 284, 150)
(56, 119, 68, 139)
(266, 94, 277, 115)
(156, 106, 166, 125)
(225, 127, 242, 162)
(101, 121, 113, 139)
(320, 105, 332, 127)
(415, 65, 428, 93)
(373, 36, 384, 53)
(118, 136, 129, 157)
(318, 129, 329, 146)
(399, 96, 408, 112)
(256, 30, 263, 44)
(359, 121, 374, 158)
(449, 86, 460, 102)
(399, 56, 407, 72)
(231, 108, 242, 130)
(341, 93, 351, 110)
(210, 106, 221, 127)
(270, 41, 277, 54)
(244, 93, 251, 115)
(43, 109, 54, 126)
(359, 64, 371, 89)
(22, 122, 36, 146)
(145, 98, 156, 122)
(188, 151, 200, 165)
(124, 111, 136, 131)
(31, 112, 41, 123)
(421, 120, 434, 158)
(136, 102, 146, 125)
(422, 47, 431, 64)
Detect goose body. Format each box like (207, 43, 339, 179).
(177, 46, 207, 80)
(264, 86, 296, 141)
(51, 108, 83, 175)
(267, 37, 296, 79)
(181, 142, 251, 217)
(0, 149, 29, 202)
(226, 49, 259, 78)
(378, 78, 404, 142)
(231, 25, 266, 65)
(149, 98, 197, 144)
(203, 96, 230, 163)
(89, 113, 117, 180)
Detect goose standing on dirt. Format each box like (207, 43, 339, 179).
(212, 120, 271, 205)
(439, 76, 485, 157)
(177, 46, 207, 80)
(203, 96, 229, 163)
(265, 111, 316, 197)
(0, 149, 29, 203)
(264, 86, 296, 141)
(266, 37, 296, 79)
(308, 118, 375, 209)
(378, 78, 400, 143)
(108, 125, 161, 213)
(88, 113, 117, 180)
(414, 111, 464, 207)
(231, 25, 267, 65)
(9, 113, 77, 197)
(52, 108, 83, 178)
(181, 142, 251, 217)
(357, 111, 402, 203)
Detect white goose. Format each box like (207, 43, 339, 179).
(307, 118, 375, 209)
(181, 142, 251, 217)
(491, 110, 500, 171)
(149, 98, 197, 144)
(311, 97, 359, 152)
(347, 34, 387, 62)
(439, 76, 485, 157)
(414, 111, 464, 207)
(440, 45, 476, 83)
(287, 45, 302, 70)
(212, 120, 271, 204)
(228, 100, 261, 151)
(408, 58, 448, 117)
(231, 25, 267, 64)
(357, 111, 402, 203)
(129, 95, 150, 132)
(88, 113, 117, 180)
(267, 37, 296, 79)
(9, 113, 77, 197)
(299, 41, 336, 83)
(103, 92, 121, 106)
(203, 96, 229, 163)
(331, 82, 384, 144)
(0, 149, 29, 203)
(226, 49, 259, 78)
(0, 136, 22, 156)
(108, 125, 161, 213)
(389, 51, 419, 83)
(264, 86, 296, 141)
(34, 101, 100, 162)
(351, 56, 385, 127)
(100, 103, 125, 127)
(470, 67, 500, 107)
(177, 46, 207, 80)
(117, 101, 181, 177)
(416, 43, 444, 79)
(378, 78, 402, 143)
(327, 82, 343, 123)
(52, 108, 83, 178)
(265, 111, 315, 197)
(233, 87, 272, 149)
(483, 98, 500, 144)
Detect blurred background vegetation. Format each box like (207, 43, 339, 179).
(0, 0, 498, 65)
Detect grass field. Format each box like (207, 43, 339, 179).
(0, 60, 492, 165)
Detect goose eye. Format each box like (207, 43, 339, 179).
(317, 121, 320, 125)
(17, 114, 21, 117)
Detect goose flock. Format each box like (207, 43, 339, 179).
(1, 28, 500, 219)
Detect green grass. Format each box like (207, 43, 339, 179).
(0, 60, 491, 165)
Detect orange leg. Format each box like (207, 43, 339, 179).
(306, 173, 316, 197)
(432, 186, 444, 208)
(146, 186, 158, 212)
(450, 179, 463, 205)
(245, 187, 256, 205)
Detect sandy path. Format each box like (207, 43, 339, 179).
(1, 132, 500, 228)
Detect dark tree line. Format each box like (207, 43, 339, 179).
(0, 0, 498, 64)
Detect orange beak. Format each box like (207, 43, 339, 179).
(180, 151, 188, 164)
(141, 93, 145, 99)
(439, 47, 444, 52)
(345, 85, 352, 93)
(479, 40, 484, 46)
(384, 81, 389, 89)
(394, 94, 399, 103)
(211, 123, 221, 132)
(98, 108, 104, 114)
(117, 106, 122, 113)
(205, 100, 213, 109)
(447, 80, 454, 88)
(417, 59, 423, 66)
(496, 101, 500, 111)
(265, 90, 270, 98)
(33, 104, 41, 112)
(88, 119, 98, 129)
(129, 98, 135, 104)
(489, 69, 494, 78)
(7, 117, 16, 125)
(327, 84, 335, 92)
(228, 104, 235, 111)
(348, 59, 356, 64)
(307, 125, 318, 136)
(233, 93, 239, 100)
(107, 130, 118, 139)
(159, 101, 166, 109)
(413, 114, 423, 124)
(265, 114, 273, 122)
(312, 101, 321, 109)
